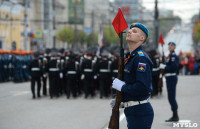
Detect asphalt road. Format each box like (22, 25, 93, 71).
(0, 75, 199, 129)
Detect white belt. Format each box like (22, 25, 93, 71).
(4, 65, 7, 69)
(123, 100, 149, 108)
(8, 64, 13, 68)
(67, 71, 77, 74)
(22, 65, 27, 69)
(165, 73, 176, 77)
(100, 69, 109, 72)
(49, 68, 59, 71)
(113, 69, 118, 73)
(152, 68, 160, 71)
(31, 68, 40, 71)
(84, 69, 92, 72)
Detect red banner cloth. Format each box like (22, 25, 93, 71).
(112, 8, 128, 35)
(159, 33, 165, 44)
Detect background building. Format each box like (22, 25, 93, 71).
(111, 0, 142, 24)
(30, 0, 111, 50)
(30, 0, 66, 50)
(0, 0, 179, 51)
(0, 0, 30, 50)
(84, 0, 110, 33)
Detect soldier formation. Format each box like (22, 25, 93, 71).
(0, 47, 165, 100)
(0, 47, 167, 101)
(0, 50, 34, 83)
(28, 47, 121, 99)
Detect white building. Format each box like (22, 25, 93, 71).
(1, 0, 111, 50)
(84, 0, 110, 33)
(112, 0, 142, 24)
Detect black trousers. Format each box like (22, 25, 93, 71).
(42, 76, 47, 95)
(84, 78, 93, 98)
(99, 78, 110, 98)
(77, 78, 83, 95)
(58, 78, 65, 95)
(152, 75, 159, 96)
(49, 76, 59, 98)
(66, 78, 77, 98)
(31, 77, 41, 97)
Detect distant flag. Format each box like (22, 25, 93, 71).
(98, 27, 104, 47)
(30, 33, 35, 38)
(112, 8, 128, 35)
(34, 30, 43, 39)
(158, 33, 165, 45)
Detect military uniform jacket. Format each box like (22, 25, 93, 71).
(121, 46, 153, 102)
(59, 56, 65, 73)
(152, 56, 160, 76)
(164, 51, 179, 74)
(95, 58, 111, 79)
(64, 60, 79, 79)
(29, 59, 42, 78)
(81, 59, 94, 79)
(48, 59, 59, 77)
(39, 57, 47, 75)
(110, 58, 118, 78)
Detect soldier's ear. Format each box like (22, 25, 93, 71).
(140, 35, 145, 41)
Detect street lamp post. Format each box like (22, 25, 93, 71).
(24, 0, 29, 51)
(10, 2, 17, 50)
(154, 0, 159, 50)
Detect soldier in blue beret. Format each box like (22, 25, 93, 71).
(110, 23, 154, 129)
(160, 41, 179, 122)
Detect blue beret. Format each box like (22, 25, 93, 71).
(168, 41, 176, 46)
(130, 23, 149, 38)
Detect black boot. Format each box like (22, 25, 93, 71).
(37, 94, 41, 98)
(32, 94, 36, 99)
(165, 111, 179, 122)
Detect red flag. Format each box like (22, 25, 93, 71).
(159, 33, 165, 44)
(112, 8, 128, 35)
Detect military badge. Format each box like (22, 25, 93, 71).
(138, 50, 144, 56)
(171, 57, 175, 62)
(137, 62, 146, 72)
(124, 69, 130, 73)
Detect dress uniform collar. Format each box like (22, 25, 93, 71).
(170, 51, 175, 55)
(130, 46, 143, 57)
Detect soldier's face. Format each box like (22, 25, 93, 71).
(168, 44, 176, 51)
(126, 27, 144, 43)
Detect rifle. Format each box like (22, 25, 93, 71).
(158, 44, 165, 94)
(108, 32, 124, 129)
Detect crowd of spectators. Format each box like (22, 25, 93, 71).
(178, 49, 200, 75)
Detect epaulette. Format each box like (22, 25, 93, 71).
(137, 50, 144, 56)
(171, 51, 176, 55)
(171, 53, 176, 56)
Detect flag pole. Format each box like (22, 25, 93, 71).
(108, 8, 128, 129)
(158, 33, 165, 94)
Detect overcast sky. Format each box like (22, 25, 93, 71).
(142, 0, 199, 23)
(110, 0, 200, 23)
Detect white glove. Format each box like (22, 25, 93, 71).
(43, 74, 47, 78)
(81, 74, 85, 80)
(112, 78, 125, 91)
(59, 73, 63, 79)
(110, 98, 124, 108)
(159, 63, 166, 69)
(93, 75, 97, 79)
